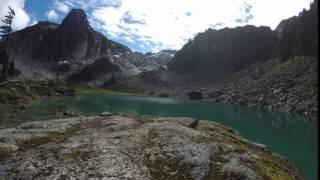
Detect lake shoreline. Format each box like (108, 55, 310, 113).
(0, 81, 76, 125)
(0, 81, 318, 121)
(0, 82, 317, 179)
(104, 85, 318, 120)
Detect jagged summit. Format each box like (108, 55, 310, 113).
(60, 9, 91, 30)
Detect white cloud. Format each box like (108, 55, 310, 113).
(124, 36, 135, 43)
(89, 0, 243, 51)
(246, 0, 313, 29)
(56, 0, 121, 11)
(0, 0, 33, 31)
(46, 10, 59, 22)
(51, 0, 314, 52)
(54, 1, 70, 13)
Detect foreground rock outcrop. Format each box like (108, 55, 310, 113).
(0, 114, 303, 179)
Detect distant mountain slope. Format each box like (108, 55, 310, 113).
(116, 50, 175, 72)
(67, 50, 176, 87)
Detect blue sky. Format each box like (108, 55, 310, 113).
(0, 0, 314, 53)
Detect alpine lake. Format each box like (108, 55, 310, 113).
(1, 92, 317, 180)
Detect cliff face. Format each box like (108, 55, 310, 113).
(7, 22, 59, 79)
(8, 9, 130, 80)
(168, 25, 277, 82)
(275, 0, 318, 59)
(32, 9, 130, 62)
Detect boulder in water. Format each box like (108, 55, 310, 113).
(186, 90, 203, 100)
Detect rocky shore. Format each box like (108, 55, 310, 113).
(206, 57, 318, 118)
(108, 57, 318, 119)
(0, 113, 303, 179)
(0, 81, 76, 125)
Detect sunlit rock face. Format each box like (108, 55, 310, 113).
(0, 114, 303, 179)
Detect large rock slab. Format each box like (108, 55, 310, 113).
(0, 114, 303, 179)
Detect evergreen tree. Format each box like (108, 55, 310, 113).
(0, 6, 15, 81)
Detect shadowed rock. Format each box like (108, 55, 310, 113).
(188, 119, 199, 128)
(186, 91, 203, 100)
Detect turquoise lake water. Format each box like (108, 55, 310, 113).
(39, 93, 318, 180)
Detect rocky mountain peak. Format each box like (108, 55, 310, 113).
(60, 9, 90, 29)
(8, 8, 131, 80)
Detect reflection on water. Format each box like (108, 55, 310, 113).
(35, 94, 319, 180)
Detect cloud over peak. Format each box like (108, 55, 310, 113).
(0, 0, 34, 31)
(46, 10, 59, 22)
(1, 0, 314, 53)
(90, 0, 312, 52)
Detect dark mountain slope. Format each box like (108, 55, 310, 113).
(168, 25, 277, 82)
(8, 9, 130, 80)
(68, 57, 121, 86)
(276, 0, 318, 59)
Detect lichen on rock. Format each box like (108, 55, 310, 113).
(0, 114, 303, 179)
